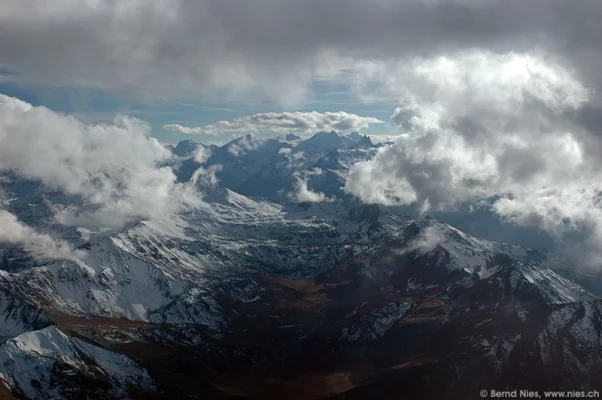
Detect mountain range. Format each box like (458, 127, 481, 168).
(0, 131, 601, 399)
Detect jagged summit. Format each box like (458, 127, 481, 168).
(356, 134, 374, 148)
(347, 131, 363, 142)
(297, 130, 356, 152)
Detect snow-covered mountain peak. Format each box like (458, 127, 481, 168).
(344, 131, 374, 148)
(346, 131, 363, 142)
(297, 130, 357, 153)
(356, 134, 374, 148)
(0, 326, 155, 399)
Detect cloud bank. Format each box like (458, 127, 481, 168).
(0, 94, 197, 229)
(164, 111, 383, 136)
(2, 0, 601, 104)
(344, 51, 602, 266)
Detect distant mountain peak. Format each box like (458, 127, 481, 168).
(356, 135, 374, 148)
(228, 133, 260, 145)
(173, 139, 200, 157)
(347, 131, 363, 142)
(297, 130, 357, 152)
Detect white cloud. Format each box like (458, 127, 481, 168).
(345, 50, 602, 266)
(410, 226, 444, 254)
(225, 134, 264, 157)
(347, 51, 589, 109)
(191, 164, 221, 189)
(163, 124, 218, 136)
(163, 111, 383, 136)
(192, 146, 211, 164)
(0, 210, 85, 260)
(0, 93, 198, 229)
(294, 178, 334, 203)
(389, 225, 444, 257)
(189, 147, 221, 188)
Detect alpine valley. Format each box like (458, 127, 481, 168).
(1, 131, 601, 400)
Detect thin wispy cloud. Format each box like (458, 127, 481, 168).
(158, 98, 235, 113)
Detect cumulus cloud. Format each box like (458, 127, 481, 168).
(0, 93, 199, 229)
(163, 111, 383, 136)
(0, 210, 84, 260)
(294, 178, 334, 203)
(290, 165, 334, 203)
(189, 146, 221, 188)
(344, 50, 602, 266)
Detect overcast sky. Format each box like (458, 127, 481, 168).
(2, 0, 602, 264)
(1, 0, 599, 143)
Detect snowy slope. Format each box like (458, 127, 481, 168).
(1, 191, 589, 338)
(0, 326, 154, 399)
(0, 184, 592, 344)
(0, 193, 405, 336)
(539, 300, 602, 367)
(0, 273, 50, 343)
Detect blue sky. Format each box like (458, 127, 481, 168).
(0, 74, 397, 145)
